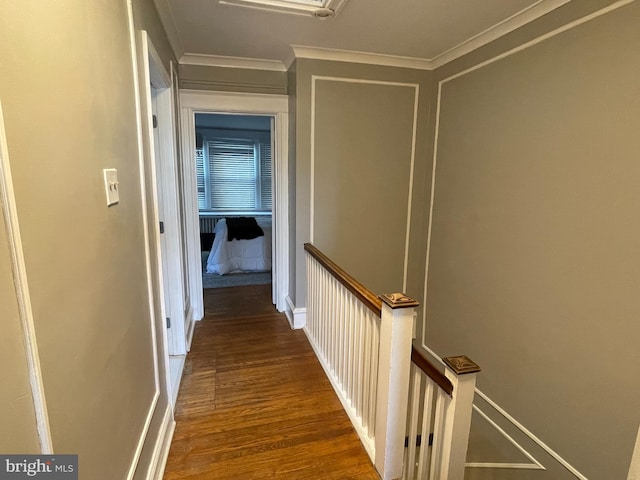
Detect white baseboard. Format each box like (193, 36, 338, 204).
(147, 403, 176, 480)
(285, 295, 306, 329)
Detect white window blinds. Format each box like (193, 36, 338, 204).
(196, 135, 272, 213)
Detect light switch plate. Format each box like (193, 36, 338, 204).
(103, 168, 119, 206)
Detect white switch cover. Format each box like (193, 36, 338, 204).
(103, 168, 119, 206)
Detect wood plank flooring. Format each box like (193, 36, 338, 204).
(163, 284, 380, 480)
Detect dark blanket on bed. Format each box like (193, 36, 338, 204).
(226, 217, 264, 241)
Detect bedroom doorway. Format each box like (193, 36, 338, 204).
(179, 90, 289, 314)
(196, 113, 274, 291)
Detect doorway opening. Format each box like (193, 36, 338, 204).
(195, 113, 274, 291)
(179, 89, 289, 315)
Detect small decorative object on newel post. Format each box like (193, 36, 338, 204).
(374, 292, 419, 480)
(438, 355, 481, 480)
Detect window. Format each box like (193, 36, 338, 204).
(196, 135, 272, 213)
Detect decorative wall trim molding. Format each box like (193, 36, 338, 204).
(428, 0, 572, 68)
(180, 53, 287, 71)
(309, 75, 419, 292)
(467, 405, 545, 470)
(473, 389, 588, 479)
(145, 404, 175, 480)
(420, 4, 634, 477)
(285, 295, 306, 329)
(0, 101, 53, 454)
(291, 1, 575, 71)
(420, 346, 586, 477)
(423, 0, 637, 337)
(291, 45, 433, 71)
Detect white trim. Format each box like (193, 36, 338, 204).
(429, 0, 572, 68)
(179, 89, 289, 312)
(440, 0, 637, 86)
(289, 0, 584, 71)
(125, 3, 165, 476)
(474, 389, 588, 479)
(291, 45, 433, 71)
(421, 345, 588, 478)
(180, 53, 286, 72)
(309, 76, 418, 290)
(168, 354, 186, 407)
(419, 8, 636, 474)
(149, 44, 188, 359)
(466, 405, 545, 470)
(423, 0, 636, 343)
(178, 108, 205, 322)
(144, 402, 176, 480)
(0, 101, 53, 454)
(285, 295, 307, 329)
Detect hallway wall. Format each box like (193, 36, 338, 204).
(0, 0, 176, 478)
(0, 205, 40, 453)
(419, 1, 640, 478)
(288, 59, 433, 309)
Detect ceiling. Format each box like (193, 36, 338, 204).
(158, 0, 571, 69)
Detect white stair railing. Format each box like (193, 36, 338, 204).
(404, 350, 480, 480)
(304, 243, 480, 480)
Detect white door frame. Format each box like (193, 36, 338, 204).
(135, 30, 180, 410)
(148, 55, 188, 357)
(179, 89, 289, 313)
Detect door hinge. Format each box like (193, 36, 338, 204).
(166, 317, 171, 328)
(152, 114, 158, 128)
(159, 221, 165, 234)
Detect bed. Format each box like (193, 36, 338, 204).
(205, 217, 272, 275)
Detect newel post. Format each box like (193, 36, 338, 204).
(439, 356, 482, 480)
(375, 293, 418, 480)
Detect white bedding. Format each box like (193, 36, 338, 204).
(206, 218, 272, 275)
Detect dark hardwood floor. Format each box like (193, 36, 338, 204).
(163, 284, 380, 479)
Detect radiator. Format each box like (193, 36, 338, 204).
(199, 216, 220, 233)
(199, 215, 272, 233)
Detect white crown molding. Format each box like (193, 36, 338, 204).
(429, 0, 573, 68)
(291, 45, 434, 70)
(289, 0, 579, 71)
(180, 53, 287, 72)
(152, 0, 185, 59)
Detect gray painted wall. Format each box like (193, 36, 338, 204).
(180, 64, 287, 95)
(0, 0, 175, 477)
(289, 59, 432, 307)
(420, 1, 640, 479)
(0, 210, 40, 453)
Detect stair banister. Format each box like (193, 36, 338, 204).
(375, 293, 420, 479)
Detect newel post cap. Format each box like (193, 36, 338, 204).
(379, 293, 419, 309)
(442, 355, 481, 375)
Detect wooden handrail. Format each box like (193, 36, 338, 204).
(411, 346, 454, 397)
(304, 243, 382, 316)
